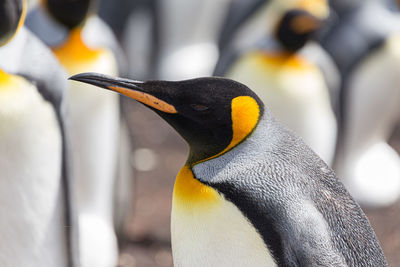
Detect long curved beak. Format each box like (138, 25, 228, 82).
(69, 72, 178, 114)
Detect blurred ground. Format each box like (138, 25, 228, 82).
(117, 100, 400, 267)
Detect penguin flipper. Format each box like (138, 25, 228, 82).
(213, 48, 241, 77)
(217, 0, 267, 52)
(16, 28, 80, 267)
(113, 108, 134, 244)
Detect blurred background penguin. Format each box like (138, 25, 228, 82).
(0, 0, 79, 266)
(25, 0, 134, 266)
(216, 1, 338, 165)
(319, 0, 400, 207)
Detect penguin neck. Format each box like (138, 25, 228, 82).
(252, 45, 313, 70)
(191, 110, 277, 184)
(52, 27, 103, 69)
(171, 111, 277, 266)
(172, 165, 221, 212)
(175, 96, 262, 209)
(187, 96, 262, 165)
(0, 69, 22, 91)
(0, 69, 12, 86)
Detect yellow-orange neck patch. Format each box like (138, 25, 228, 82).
(253, 51, 313, 70)
(52, 27, 103, 68)
(173, 165, 220, 211)
(0, 69, 25, 94)
(0, 69, 12, 86)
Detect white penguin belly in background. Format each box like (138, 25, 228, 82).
(0, 76, 67, 267)
(335, 35, 400, 206)
(68, 52, 119, 267)
(53, 29, 120, 266)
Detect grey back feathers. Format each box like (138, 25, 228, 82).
(193, 110, 387, 266)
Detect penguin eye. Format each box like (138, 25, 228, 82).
(190, 104, 209, 111)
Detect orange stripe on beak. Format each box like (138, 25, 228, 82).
(109, 86, 178, 114)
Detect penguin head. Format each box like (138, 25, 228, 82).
(275, 9, 322, 52)
(0, 0, 26, 46)
(42, 0, 94, 29)
(70, 73, 264, 164)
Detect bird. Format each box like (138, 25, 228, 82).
(0, 0, 79, 266)
(70, 72, 387, 266)
(220, 9, 337, 165)
(214, 0, 331, 75)
(319, 0, 400, 206)
(27, 0, 124, 266)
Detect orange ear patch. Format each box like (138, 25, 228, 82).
(198, 96, 260, 163)
(227, 96, 260, 151)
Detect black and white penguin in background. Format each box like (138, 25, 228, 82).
(216, 0, 338, 165)
(319, 0, 400, 207)
(0, 0, 79, 266)
(26, 0, 131, 266)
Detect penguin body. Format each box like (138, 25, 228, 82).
(171, 165, 275, 266)
(320, 0, 400, 206)
(0, 68, 66, 267)
(71, 73, 387, 266)
(188, 111, 379, 266)
(53, 17, 120, 267)
(334, 34, 400, 206)
(27, 2, 122, 265)
(0, 1, 77, 265)
(224, 10, 337, 164)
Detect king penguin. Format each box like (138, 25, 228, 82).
(215, 0, 330, 73)
(221, 9, 337, 165)
(319, 0, 400, 206)
(0, 0, 79, 266)
(71, 72, 387, 266)
(30, 0, 122, 266)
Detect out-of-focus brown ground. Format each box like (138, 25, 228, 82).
(118, 101, 400, 267)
